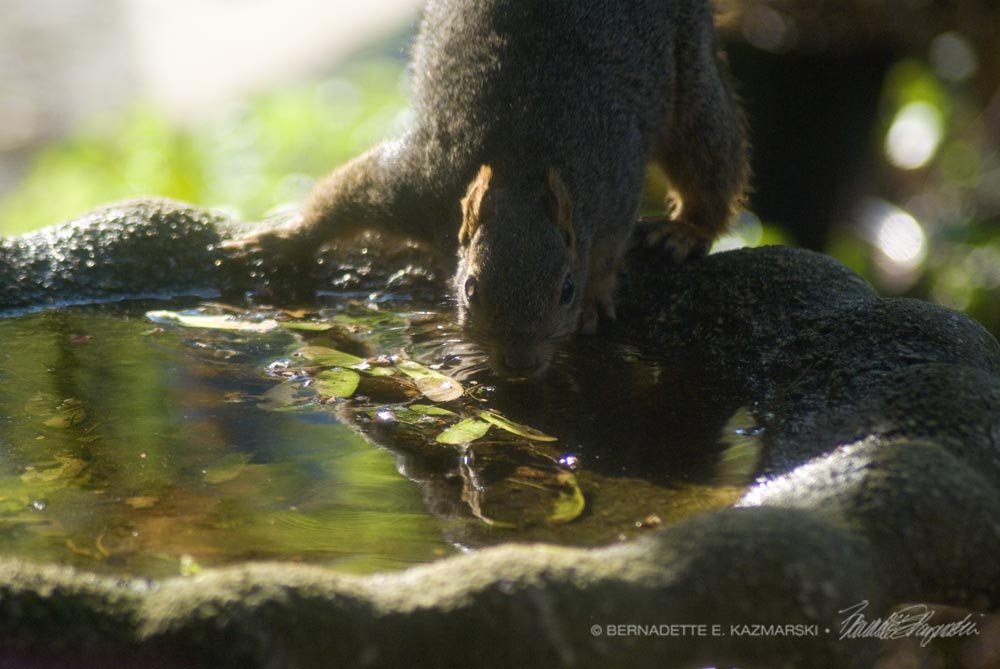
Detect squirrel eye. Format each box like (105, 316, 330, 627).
(464, 276, 478, 304)
(559, 274, 574, 306)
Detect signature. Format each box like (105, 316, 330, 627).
(839, 600, 980, 647)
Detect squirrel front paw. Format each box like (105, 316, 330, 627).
(639, 215, 712, 264)
(218, 214, 323, 300)
(220, 214, 318, 265)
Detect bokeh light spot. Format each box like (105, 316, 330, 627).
(885, 101, 944, 170)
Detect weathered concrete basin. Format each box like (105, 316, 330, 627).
(1, 199, 998, 668)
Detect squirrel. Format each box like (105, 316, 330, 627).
(225, 0, 749, 380)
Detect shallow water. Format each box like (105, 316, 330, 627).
(0, 300, 456, 577)
(0, 294, 762, 578)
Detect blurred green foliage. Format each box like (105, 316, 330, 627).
(840, 52, 1000, 338)
(0, 36, 997, 337)
(0, 58, 408, 235)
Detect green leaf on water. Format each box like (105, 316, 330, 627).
(396, 360, 464, 402)
(409, 404, 459, 417)
(315, 368, 361, 399)
(352, 362, 397, 377)
(279, 321, 334, 332)
(478, 411, 557, 442)
(146, 310, 279, 332)
(294, 346, 366, 368)
(435, 418, 491, 444)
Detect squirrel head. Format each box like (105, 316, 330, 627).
(455, 164, 584, 380)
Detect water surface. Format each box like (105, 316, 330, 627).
(0, 295, 761, 578)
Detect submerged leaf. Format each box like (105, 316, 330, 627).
(316, 369, 361, 399)
(396, 360, 463, 402)
(435, 418, 490, 444)
(258, 381, 300, 410)
(356, 375, 419, 403)
(126, 496, 159, 510)
(548, 471, 586, 524)
(478, 411, 557, 442)
(460, 453, 585, 527)
(20, 455, 87, 483)
(203, 453, 249, 484)
(146, 311, 279, 332)
(714, 407, 765, 487)
(43, 400, 87, 429)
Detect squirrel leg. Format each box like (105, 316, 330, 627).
(648, 16, 749, 263)
(579, 234, 627, 334)
(221, 146, 407, 266)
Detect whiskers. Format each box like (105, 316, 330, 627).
(437, 340, 493, 383)
(404, 306, 579, 384)
(451, 356, 494, 383)
(411, 329, 493, 383)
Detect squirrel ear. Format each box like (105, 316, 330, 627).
(547, 167, 575, 250)
(459, 165, 493, 246)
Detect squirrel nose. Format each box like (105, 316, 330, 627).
(503, 352, 539, 373)
(499, 342, 546, 379)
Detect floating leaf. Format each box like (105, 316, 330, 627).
(548, 471, 586, 524)
(397, 360, 463, 402)
(436, 418, 490, 444)
(294, 346, 365, 368)
(409, 404, 458, 417)
(146, 310, 279, 332)
(316, 369, 361, 399)
(279, 321, 333, 332)
(478, 411, 557, 442)
(352, 361, 397, 377)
